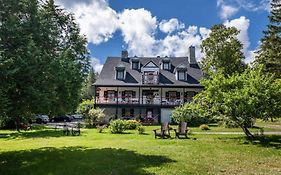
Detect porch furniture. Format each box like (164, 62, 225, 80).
(63, 123, 70, 135)
(153, 122, 172, 139)
(71, 123, 81, 136)
(174, 122, 189, 139)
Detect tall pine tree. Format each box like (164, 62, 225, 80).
(256, 0, 281, 78)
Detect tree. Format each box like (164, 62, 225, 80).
(0, 0, 90, 128)
(256, 0, 281, 78)
(81, 67, 99, 100)
(76, 99, 95, 127)
(193, 67, 281, 139)
(201, 24, 246, 77)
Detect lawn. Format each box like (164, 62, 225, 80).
(0, 126, 280, 175)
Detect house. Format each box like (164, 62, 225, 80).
(93, 46, 204, 124)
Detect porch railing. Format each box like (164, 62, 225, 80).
(96, 96, 192, 105)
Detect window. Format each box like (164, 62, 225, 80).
(132, 62, 139, 69)
(116, 70, 124, 80)
(163, 63, 170, 70)
(178, 71, 186, 81)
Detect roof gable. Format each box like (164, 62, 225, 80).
(143, 61, 158, 68)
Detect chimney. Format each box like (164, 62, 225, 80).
(189, 46, 197, 64)
(121, 50, 129, 62)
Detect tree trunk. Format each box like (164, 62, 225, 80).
(240, 125, 255, 140)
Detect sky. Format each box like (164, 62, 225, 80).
(55, 0, 271, 73)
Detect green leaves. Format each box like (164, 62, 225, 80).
(201, 24, 246, 77)
(0, 0, 90, 125)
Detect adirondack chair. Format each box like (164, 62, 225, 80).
(153, 122, 172, 139)
(63, 123, 70, 136)
(174, 122, 189, 139)
(71, 123, 81, 136)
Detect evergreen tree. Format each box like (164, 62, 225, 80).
(256, 0, 281, 78)
(81, 67, 99, 100)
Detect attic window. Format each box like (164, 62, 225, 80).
(178, 71, 186, 81)
(162, 57, 171, 70)
(115, 64, 125, 80)
(163, 63, 170, 70)
(176, 64, 187, 81)
(131, 56, 140, 70)
(116, 70, 124, 80)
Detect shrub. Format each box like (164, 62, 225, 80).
(109, 119, 128, 134)
(88, 108, 106, 126)
(172, 102, 211, 127)
(125, 120, 140, 130)
(199, 124, 210, 130)
(76, 99, 95, 118)
(137, 125, 145, 134)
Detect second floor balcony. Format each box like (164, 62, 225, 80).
(96, 96, 191, 106)
(142, 72, 159, 85)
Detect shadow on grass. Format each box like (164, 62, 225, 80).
(0, 129, 67, 140)
(217, 135, 281, 149)
(0, 147, 174, 175)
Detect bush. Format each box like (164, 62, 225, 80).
(172, 102, 211, 127)
(76, 99, 95, 118)
(109, 119, 128, 134)
(199, 124, 210, 130)
(88, 108, 106, 126)
(125, 120, 140, 130)
(137, 125, 145, 134)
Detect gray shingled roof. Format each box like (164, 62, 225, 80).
(94, 56, 204, 87)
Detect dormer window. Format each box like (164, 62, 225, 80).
(115, 64, 126, 80)
(162, 57, 171, 70)
(163, 62, 170, 70)
(117, 70, 124, 80)
(178, 71, 186, 81)
(175, 64, 187, 81)
(131, 56, 140, 70)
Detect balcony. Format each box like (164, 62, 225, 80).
(142, 72, 159, 84)
(96, 96, 191, 106)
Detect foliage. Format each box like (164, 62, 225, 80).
(0, 0, 90, 128)
(194, 66, 281, 139)
(199, 124, 210, 130)
(137, 125, 145, 134)
(76, 99, 95, 118)
(172, 103, 211, 127)
(125, 120, 141, 130)
(201, 24, 246, 77)
(81, 67, 99, 100)
(109, 119, 128, 134)
(88, 108, 106, 126)
(256, 0, 281, 78)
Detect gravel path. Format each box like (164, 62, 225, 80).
(193, 131, 281, 135)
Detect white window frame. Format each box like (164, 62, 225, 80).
(178, 71, 186, 81)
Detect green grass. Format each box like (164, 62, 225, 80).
(0, 126, 281, 175)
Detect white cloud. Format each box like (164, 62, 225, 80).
(118, 8, 157, 56)
(199, 27, 211, 40)
(217, 0, 270, 19)
(220, 4, 239, 19)
(224, 16, 254, 63)
(56, 0, 119, 44)
(56, 0, 255, 65)
(91, 58, 103, 73)
(159, 18, 185, 34)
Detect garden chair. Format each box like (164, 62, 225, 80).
(153, 122, 172, 139)
(63, 123, 70, 135)
(71, 123, 81, 136)
(174, 122, 189, 139)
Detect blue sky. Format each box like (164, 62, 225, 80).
(56, 0, 270, 72)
